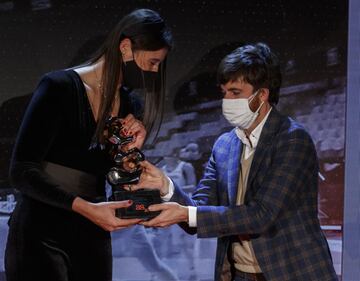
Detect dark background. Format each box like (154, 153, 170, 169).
(0, 0, 348, 280)
(0, 0, 348, 185)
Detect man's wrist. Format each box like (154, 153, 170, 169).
(188, 206, 197, 227)
(160, 176, 170, 196)
(183, 206, 189, 223)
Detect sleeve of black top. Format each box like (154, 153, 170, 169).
(9, 74, 77, 210)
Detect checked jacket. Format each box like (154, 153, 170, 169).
(171, 108, 338, 281)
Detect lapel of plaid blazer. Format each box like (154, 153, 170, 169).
(247, 108, 282, 189)
(227, 132, 243, 206)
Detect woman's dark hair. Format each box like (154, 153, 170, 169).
(217, 43, 282, 105)
(88, 9, 173, 145)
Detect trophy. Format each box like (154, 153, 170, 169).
(105, 117, 161, 219)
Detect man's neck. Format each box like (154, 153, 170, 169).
(244, 103, 272, 138)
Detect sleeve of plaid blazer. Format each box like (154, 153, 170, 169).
(171, 133, 227, 206)
(170, 140, 222, 234)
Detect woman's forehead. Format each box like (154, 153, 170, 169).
(136, 48, 168, 60)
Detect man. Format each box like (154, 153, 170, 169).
(130, 43, 338, 281)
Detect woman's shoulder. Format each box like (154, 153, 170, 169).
(40, 69, 76, 86)
(32, 69, 80, 104)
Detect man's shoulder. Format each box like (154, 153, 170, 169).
(210, 129, 239, 158)
(214, 129, 237, 147)
(276, 114, 314, 146)
(282, 115, 310, 137)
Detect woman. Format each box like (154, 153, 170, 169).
(5, 8, 172, 281)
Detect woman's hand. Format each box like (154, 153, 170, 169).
(72, 197, 142, 232)
(124, 160, 170, 196)
(121, 114, 146, 150)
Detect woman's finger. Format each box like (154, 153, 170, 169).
(122, 114, 135, 125)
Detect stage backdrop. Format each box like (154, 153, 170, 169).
(0, 1, 348, 280)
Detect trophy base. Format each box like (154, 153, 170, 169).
(111, 189, 161, 219)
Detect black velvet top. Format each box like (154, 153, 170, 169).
(9, 69, 138, 210)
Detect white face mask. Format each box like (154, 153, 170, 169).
(222, 90, 264, 130)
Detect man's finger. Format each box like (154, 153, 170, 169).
(130, 184, 143, 191)
(148, 204, 166, 212)
(138, 160, 153, 169)
(140, 209, 171, 226)
(123, 184, 143, 191)
(122, 142, 136, 151)
(141, 219, 170, 228)
(140, 217, 160, 227)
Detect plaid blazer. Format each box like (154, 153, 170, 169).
(172, 109, 338, 281)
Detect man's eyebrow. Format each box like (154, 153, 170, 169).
(228, 88, 242, 92)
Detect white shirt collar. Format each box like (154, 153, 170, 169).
(235, 107, 272, 150)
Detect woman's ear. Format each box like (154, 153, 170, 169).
(119, 38, 133, 62)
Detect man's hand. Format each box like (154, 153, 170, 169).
(140, 202, 188, 227)
(124, 160, 170, 196)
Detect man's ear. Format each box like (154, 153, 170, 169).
(259, 88, 270, 102)
(119, 38, 133, 62)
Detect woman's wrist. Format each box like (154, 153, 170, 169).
(72, 197, 93, 216)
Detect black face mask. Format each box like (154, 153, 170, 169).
(122, 60, 158, 92)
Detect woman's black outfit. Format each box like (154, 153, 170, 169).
(5, 70, 137, 281)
